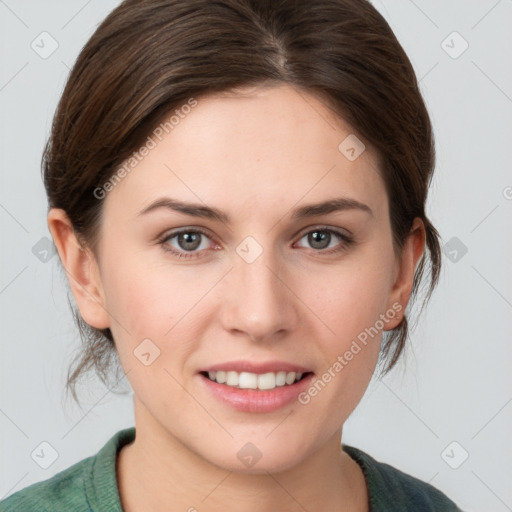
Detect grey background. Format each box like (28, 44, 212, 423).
(1, 1, 511, 511)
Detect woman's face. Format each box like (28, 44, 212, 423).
(83, 84, 416, 472)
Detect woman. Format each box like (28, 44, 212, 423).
(0, 0, 463, 510)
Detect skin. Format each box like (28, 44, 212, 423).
(48, 83, 425, 512)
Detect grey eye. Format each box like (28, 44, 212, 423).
(176, 232, 202, 251)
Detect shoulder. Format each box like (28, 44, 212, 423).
(0, 427, 135, 512)
(343, 444, 464, 511)
(0, 456, 92, 512)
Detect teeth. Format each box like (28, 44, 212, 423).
(239, 372, 257, 389)
(275, 371, 287, 386)
(206, 370, 305, 390)
(226, 371, 239, 386)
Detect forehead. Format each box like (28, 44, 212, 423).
(105, 84, 386, 221)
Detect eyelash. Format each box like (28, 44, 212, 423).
(157, 226, 354, 260)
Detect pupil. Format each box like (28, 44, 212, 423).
(178, 232, 201, 251)
(309, 231, 330, 249)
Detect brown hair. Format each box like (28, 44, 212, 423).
(43, 0, 441, 404)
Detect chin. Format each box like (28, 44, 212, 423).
(199, 439, 309, 475)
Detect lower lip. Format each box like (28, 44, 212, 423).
(198, 372, 315, 413)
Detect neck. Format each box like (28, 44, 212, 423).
(116, 403, 368, 512)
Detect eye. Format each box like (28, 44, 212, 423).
(158, 226, 354, 260)
(159, 228, 217, 258)
(295, 227, 353, 253)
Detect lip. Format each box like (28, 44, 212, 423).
(198, 371, 315, 413)
(199, 360, 312, 374)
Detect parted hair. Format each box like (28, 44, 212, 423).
(43, 0, 441, 403)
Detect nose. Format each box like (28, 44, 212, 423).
(219, 244, 299, 342)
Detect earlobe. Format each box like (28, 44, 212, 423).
(47, 208, 110, 330)
(384, 217, 426, 331)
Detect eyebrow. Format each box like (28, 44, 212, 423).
(137, 196, 373, 222)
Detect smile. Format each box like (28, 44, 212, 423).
(198, 370, 315, 413)
(202, 370, 311, 390)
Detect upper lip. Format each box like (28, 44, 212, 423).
(200, 361, 313, 374)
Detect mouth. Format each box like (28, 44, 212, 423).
(197, 360, 315, 412)
(199, 370, 314, 391)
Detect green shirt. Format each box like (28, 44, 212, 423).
(0, 427, 463, 511)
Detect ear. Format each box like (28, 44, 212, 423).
(384, 217, 426, 330)
(47, 208, 110, 330)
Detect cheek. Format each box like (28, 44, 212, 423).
(99, 253, 176, 351)
(107, 274, 164, 331)
(102, 254, 215, 366)
(299, 267, 389, 423)
(101, 264, 191, 400)
(304, 257, 394, 343)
